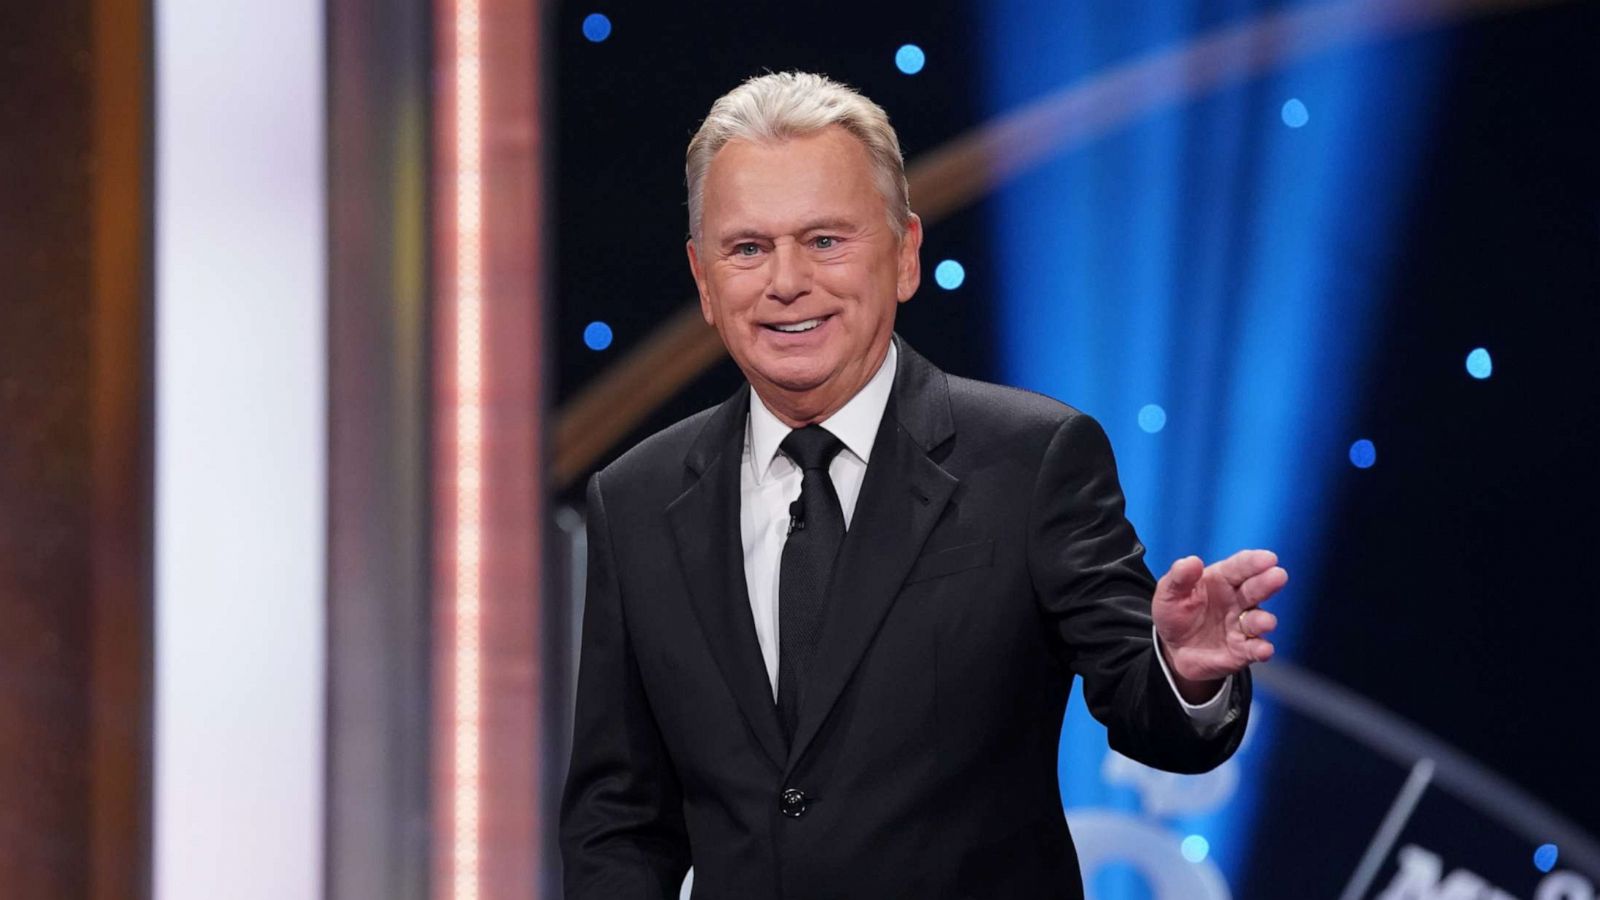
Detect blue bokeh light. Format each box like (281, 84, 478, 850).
(1349, 439, 1376, 469)
(1181, 834, 1211, 863)
(1535, 843, 1559, 873)
(582, 12, 612, 43)
(934, 259, 966, 290)
(895, 44, 926, 75)
(1281, 98, 1310, 128)
(584, 321, 614, 351)
(1466, 347, 1493, 379)
(1138, 403, 1167, 434)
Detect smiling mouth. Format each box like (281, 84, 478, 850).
(763, 315, 833, 334)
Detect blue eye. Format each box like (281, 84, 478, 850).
(814, 236, 836, 249)
(734, 242, 761, 257)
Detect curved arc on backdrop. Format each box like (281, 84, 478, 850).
(551, 0, 1568, 487)
(1254, 661, 1600, 877)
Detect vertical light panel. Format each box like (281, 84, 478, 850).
(451, 4, 485, 896)
(153, 1, 326, 898)
(434, 0, 544, 896)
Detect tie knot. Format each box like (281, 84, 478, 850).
(780, 425, 845, 471)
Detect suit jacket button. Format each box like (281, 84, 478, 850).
(779, 788, 808, 818)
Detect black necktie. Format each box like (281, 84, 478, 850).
(776, 424, 847, 746)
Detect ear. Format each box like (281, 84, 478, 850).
(686, 238, 715, 325)
(895, 213, 923, 303)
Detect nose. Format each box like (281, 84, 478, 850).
(766, 240, 812, 304)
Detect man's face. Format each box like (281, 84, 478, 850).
(687, 126, 922, 421)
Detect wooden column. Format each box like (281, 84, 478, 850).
(0, 1, 152, 897)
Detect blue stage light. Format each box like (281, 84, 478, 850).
(1281, 98, 1309, 128)
(1138, 404, 1167, 434)
(896, 44, 926, 75)
(584, 321, 613, 351)
(1466, 347, 1492, 379)
(1535, 844, 1559, 873)
(1092, 861, 1155, 899)
(934, 259, 965, 290)
(984, 6, 1442, 878)
(1181, 834, 1210, 863)
(1349, 439, 1376, 469)
(582, 13, 612, 43)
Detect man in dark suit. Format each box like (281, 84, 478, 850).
(561, 71, 1287, 899)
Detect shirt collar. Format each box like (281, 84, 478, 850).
(747, 341, 898, 485)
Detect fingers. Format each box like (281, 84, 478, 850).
(1240, 565, 1289, 606)
(1239, 607, 1277, 664)
(1170, 635, 1276, 681)
(1210, 548, 1278, 587)
(1153, 555, 1204, 604)
(1239, 607, 1278, 638)
(1212, 548, 1278, 586)
(1247, 638, 1276, 663)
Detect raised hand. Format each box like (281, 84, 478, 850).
(1152, 549, 1288, 696)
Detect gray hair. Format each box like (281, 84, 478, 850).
(685, 71, 910, 244)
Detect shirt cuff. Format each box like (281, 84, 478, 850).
(1152, 625, 1233, 729)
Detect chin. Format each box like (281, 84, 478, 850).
(753, 357, 833, 395)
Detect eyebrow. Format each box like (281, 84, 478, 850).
(716, 218, 862, 247)
(796, 217, 859, 234)
(717, 228, 772, 246)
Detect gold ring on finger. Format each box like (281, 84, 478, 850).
(1239, 609, 1259, 639)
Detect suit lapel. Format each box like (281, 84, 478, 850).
(666, 389, 789, 771)
(785, 338, 959, 773)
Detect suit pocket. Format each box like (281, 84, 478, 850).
(904, 539, 994, 585)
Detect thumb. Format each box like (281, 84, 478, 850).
(1154, 555, 1204, 604)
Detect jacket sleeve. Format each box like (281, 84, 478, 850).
(1026, 412, 1249, 774)
(560, 472, 691, 897)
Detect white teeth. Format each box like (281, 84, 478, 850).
(772, 318, 823, 333)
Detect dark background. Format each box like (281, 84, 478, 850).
(1299, 0, 1600, 836)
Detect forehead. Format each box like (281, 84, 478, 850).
(702, 127, 882, 229)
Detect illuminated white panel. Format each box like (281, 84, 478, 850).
(153, 1, 325, 898)
(449, 2, 484, 897)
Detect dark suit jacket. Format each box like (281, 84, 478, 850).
(561, 336, 1249, 899)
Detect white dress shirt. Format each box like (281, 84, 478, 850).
(737, 342, 1231, 726)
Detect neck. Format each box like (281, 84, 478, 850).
(756, 391, 849, 430)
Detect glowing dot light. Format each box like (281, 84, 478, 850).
(584, 321, 613, 351)
(1181, 834, 1211, 863)
(1282, 98, 1310, 128)
(582, 12, 611, 42)
(1138, 403, 1167, 434)
(1466, 347, 1493, 379)
(934, 259, 965, 290)
(1535, 844, 1559, 873)
(895, 44, 925, 75)
(1350, 438, 1377, 469)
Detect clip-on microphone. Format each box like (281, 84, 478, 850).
(788, 498, 806, 535)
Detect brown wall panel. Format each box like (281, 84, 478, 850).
(0, 2, 151, 897)
(88, 0, 152, 896)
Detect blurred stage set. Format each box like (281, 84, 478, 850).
(2, 0, 1598, 898)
